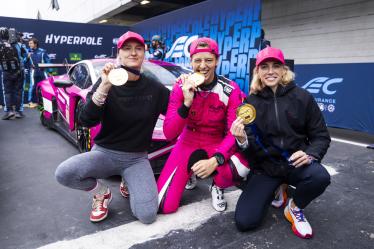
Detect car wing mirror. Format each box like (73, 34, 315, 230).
(53, 79, 74, 88)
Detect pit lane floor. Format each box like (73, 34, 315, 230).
(0, 108, 373, 249)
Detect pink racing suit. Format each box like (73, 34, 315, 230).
(157, 76, 250, 214)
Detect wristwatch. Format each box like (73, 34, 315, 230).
(214, 153, 225, 166)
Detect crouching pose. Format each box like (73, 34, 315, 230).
(55, 31, 169, 224)
(157, 37, 250, 213)
(231, 46, 331, 238)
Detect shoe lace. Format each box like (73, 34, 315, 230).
(92, 195, 105, 210)
(214, 185, 224, 200)
(291, 208, 306, 222)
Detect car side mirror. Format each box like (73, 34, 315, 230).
(53, 79, 74, 88)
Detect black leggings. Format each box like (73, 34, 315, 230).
(235, 162, 331, 231)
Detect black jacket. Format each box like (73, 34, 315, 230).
(242, 82, 330, 176)
(79, 75, 170, 152)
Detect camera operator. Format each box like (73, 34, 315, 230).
(0, 27, 27, 120)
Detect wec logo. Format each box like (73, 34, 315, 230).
(165, 35, 198, 59)
(23, 32, 34, 40)
(302, 77, 343, 95)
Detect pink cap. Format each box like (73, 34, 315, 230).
(256, 47, 285, 66)
(189, 37, 219, 58)
(117, 31, 145, 49)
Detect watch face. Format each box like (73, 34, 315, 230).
(215, 154, 224, 165)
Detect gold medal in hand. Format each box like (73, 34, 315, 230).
(189, 73, 205, 87)
(236, 104, 256, 125)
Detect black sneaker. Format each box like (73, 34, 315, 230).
(15, 112, 25, 119)
(2, 112, 15, 120)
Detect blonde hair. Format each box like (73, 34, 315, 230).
(249, 64, 295, 94)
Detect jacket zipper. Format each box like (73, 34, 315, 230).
(273, 93, 284, 148)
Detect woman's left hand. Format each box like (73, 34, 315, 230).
(191, 158, 218, 178)
(289, 150, 312, 168)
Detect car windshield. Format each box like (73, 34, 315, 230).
(142, 61, 191, 88)
(91, 59, 116, 79)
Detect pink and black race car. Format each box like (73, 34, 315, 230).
(37, 58, 190, 174)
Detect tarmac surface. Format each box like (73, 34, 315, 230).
(0, 108, 373, 249)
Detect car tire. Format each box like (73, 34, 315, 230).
(37, 87, 43, 106)
(75, 100, 91, 153)
(40, 111, 49, 127)
(37, 88, 49, 128)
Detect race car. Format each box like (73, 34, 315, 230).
(36, 58, 190, 174)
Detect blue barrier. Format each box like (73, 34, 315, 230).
(295, 63, 374, 134)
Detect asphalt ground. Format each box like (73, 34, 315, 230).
(0, 108, 373, 249)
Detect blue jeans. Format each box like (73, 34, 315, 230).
(2, 71, 24, 112)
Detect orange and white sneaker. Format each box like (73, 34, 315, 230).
(284, 199, 313, 239)
(119, 180, 129, 198)
(271, 184, 288, 208)
(90, 189, 112, 222)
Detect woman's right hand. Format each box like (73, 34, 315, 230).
(101, 62, 116, 86)
(230, 117, 247, 144)
(180, 73, 196, 107)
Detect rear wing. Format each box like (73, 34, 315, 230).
(38, 63, 73, 68)
(38, 58, 73, 72)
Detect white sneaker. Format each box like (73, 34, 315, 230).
(185, 174, 197, 190)
(90, 189, 112, 222)
(210, 184, 227, 212)
(119, 180, 129, 198)
(284, 199, 313, 239)
(271, 184, 288, 208)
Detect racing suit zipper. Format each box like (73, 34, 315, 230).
(273, 94, 284, 148)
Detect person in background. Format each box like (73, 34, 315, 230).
(0, 27, 27, 120)
(55, 31, 170, 224)
(260, 29, 271, 50)
(147, 35, 164, 61)
(231, 46, 331, 239)
(0, 62, 3, 109)
(157, 37, 250, 214)
(26, 37, 50, 108)
(16, 32, 29, 114)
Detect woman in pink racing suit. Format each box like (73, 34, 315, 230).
(157, 37, 250, 213)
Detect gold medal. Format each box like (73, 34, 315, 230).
(189, 72, 205, 87)
(108, 68, 128, 86)
(236, 104, 256, 125)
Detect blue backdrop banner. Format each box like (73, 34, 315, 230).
(132, 0, 262, 94)
(0, 16, 129, 63)
(295, 63, 374, 134)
